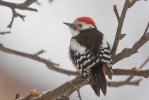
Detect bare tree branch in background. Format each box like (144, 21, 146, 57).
(139, 57, 149, 69)
(14, 69, 148, 100)
(108, 78, 142, 87)
(0, 0, 37, 28)
(108, 57, 149, 87)
(0, 31, 11, 35)
(0, 43, 79, 76)
(113, 23, 149, 64)
(35, 1, 41, 5)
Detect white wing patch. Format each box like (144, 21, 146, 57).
(102, 37, 108, 48)
(70, 39, 86, 54)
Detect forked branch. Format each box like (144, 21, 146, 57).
(111, 0, 137, 57)
(0, 0, 37, 28)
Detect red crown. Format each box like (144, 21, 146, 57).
(74, 16, 95, 25)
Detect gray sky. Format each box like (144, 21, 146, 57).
(0, 0, 149, 100)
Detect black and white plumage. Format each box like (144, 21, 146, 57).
(64, 16, 113, 97)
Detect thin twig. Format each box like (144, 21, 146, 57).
(35, 1, 41, 5)
(77, 89, 82, 100)
(110, 56, 148, 87)
(139, 57, 149, 69)
(0, 31, 11, 35)
(108, 78, 142, 87)
(118, 33, 126, 40)
(130, 58, 149, 81)
(8, 8, 26, 28)
(143, 22, 149, 36)
(113, 5, 120, 21)
(33, 49, 46, 56)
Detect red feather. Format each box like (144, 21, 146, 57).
(74, 16, 95, 25)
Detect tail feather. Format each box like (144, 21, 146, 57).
(90, 64, 107, 96)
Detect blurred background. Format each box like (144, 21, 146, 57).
(0, 0, 149, 100)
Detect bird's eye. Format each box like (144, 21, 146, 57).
(78, 24, 82, 27)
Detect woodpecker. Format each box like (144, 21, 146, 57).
(63, 16, 113, 96)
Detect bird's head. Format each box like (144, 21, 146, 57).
(64, 16, 96, 37)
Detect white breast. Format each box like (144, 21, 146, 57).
(70, 39, 86, 54)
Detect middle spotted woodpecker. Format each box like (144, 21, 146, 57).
(63, 16, 113, 97)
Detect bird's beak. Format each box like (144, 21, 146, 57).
(63, 22, 76, 29)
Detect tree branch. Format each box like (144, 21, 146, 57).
(110, 56, 149, 87)
(0, 0, 37, 28)
(37, 67, 149, 100)
(113, 69, 149, 78)
(16, 70, 148, 100)
(0, 31, 11, 35)
(11, 53, 149, 100)
(113, 27, 149, 64)
(108, 78, 142, 87)
(111, 0, 137, 57)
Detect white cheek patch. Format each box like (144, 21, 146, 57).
(70, 39, 86, 54)
(70, 28, 79, 37)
